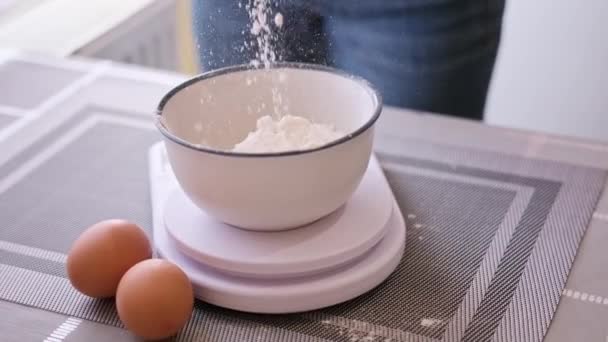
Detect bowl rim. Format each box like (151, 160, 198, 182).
(155, 62, 383, 158)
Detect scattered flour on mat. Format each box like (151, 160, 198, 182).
(420, 318, 443, 328)
(233, 115, 344, 153)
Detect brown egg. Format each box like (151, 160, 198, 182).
(116, 259, 194, 340)
(66, 220, 152, 298)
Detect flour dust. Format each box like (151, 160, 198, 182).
(243, 0, 289, 120)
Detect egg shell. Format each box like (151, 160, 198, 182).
(66, 220, 152, 298)
(116, 259, 194, 340)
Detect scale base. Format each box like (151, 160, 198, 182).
(148, 142, 406, 313)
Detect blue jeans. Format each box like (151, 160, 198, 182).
(192, 0, 505, 120)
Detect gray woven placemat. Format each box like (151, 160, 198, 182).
(0, 106, 605, 342)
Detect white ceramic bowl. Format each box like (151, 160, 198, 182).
(156, 63, 382, 231)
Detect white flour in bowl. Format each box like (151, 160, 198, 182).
(233, 115, 344, 153)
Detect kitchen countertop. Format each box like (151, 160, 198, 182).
(0, 50, 607, 342)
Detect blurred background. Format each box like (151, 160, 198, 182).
(0, 0, 606, 142)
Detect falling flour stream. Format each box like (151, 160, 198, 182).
(194, 1, 345, 152)
(229, 1, 344, 153)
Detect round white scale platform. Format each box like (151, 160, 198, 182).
(148, 143, 406, 314)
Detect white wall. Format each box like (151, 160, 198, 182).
(485, 0, 608, 142)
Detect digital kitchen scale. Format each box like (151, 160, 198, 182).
(148, 142, 406, 314)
